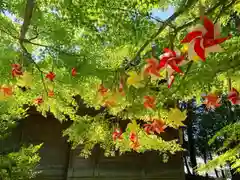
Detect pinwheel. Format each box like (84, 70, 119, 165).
(118, 78, 125, 96)
(112, 128, 123, 141)
(34, 96, 43, 105)
(143, 96, 156, 109)
(71, 68, 77, 76)
(144, 119, 167, 134)
(143, 58, 161, 77)
(48, 90, 54, 97)
(203, 93, 221, 109)
(46, 72, 56, 81)
(126, 71, 144, 88)
(158, 48, 187, 88)
(0, 85, 13, 101)
(228, 88, 240, 105)
(159, 48, 185, 73)
(129, 132, 137, 141)
(98, 84, 108, 96)
(11, 64, 23, 77)
(168, 108, 187, 127)
(16, 71, 33, 88)
(129, 132, 140, 150)
(130, 141, 140, 150)
(104, 98, 116, 107)
(181, 16, 231, 61)
(0, 85, 12, 97)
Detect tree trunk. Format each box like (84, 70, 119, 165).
(186, 101, 197, 175)
(220, 166, 225, 178)
(182, 128, 192, 175)
(216, 152, 225, 178)
(184, 155, 192, 175)
(203, 149, 209, 178)
(209, 153, 219, 178)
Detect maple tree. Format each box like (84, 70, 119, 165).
(0, 0, 240, 178)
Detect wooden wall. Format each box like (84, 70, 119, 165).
(2, 111, 185, 180)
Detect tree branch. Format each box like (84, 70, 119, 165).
(18, 0, 48, 94)
(214, 0, 238, 23)
(0, 26, 84, 59)
(19, 42, 48, 94)
(175, 0, 237, 32)
(19, 0, 35, 41)
(125, 0, 197, 70)
(0, 27, 18, 39)
(23, 39, 84, 58)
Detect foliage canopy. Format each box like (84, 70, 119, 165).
(0, 0, 240, 171)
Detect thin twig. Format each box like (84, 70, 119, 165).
(0, 27, 84, 59)
(18, 0, 48, 94)
(19, 42, 48, 94)
(125, 0, 197, 70)
(228, 78, 232, 91)
(28, 33, 39, 41)
(214, 0, 238, 23)
(99, 6, 177, 30)
(176, 0, 237, 32)
(19, 0, 35, 41)
(0, 27, 18, 39)
(23, 39, 84, 58)
(150, 16, 177, 30)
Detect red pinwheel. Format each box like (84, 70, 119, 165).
(46, 72, 56, 81)
(1, 86, 13, 97)
(48, 90, 54, 97)
(144, 119, 167, 135)
(181, 16, 231, 61)
(144, 58, 161, 77)
(129, 132, 140, 150)
(71, 68, 77, 76)
(129, 132, 137, 142)
(130, 141, 140, 150)
(11, 64, 23, 77)
(203, 93, 221, 109)
(158, 48, 185, 74)
(158, 48, 187, 88)
(98, 84, 108, 96)
(34, 96, 43, 105)
(112, 128, 123, 141)
(228, 88, 240, 105)
(118, 79, 125, 96)
(143, 96, 156, 109)
(104, 99, 116, 107)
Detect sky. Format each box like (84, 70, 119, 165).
(151, 6, 175, 20)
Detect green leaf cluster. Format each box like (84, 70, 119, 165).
(0, 0, 240, 165)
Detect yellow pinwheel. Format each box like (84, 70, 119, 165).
(126, 71, 144, 88)
(16, 71, 33, 88)
(168, 108, 187, 127)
